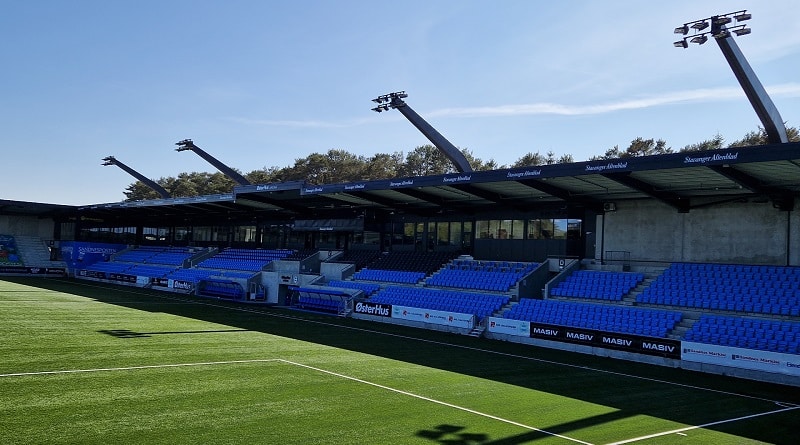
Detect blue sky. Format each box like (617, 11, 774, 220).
(2, 1, 799, 206)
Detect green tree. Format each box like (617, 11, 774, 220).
(245, 166, 283, 185)
(591, 137, 671, 160)
(400, 144, 460, 177)
(728, 126, 800, 147)
(461, 148, 503, 171)
(512, 152, 546, 167)
(363, 152, 404, 180)
(680, 134, 725, 152)
(123, 180, 163, 201)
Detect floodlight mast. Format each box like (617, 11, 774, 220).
(371, 91, 473, 173)
(175, 139, 251, 186)
(101, 156, 171, 199)
(674, 10, 789, 144)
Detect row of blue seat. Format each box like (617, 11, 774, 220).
(670, 262, 800, 274)
(550, 270, 643, 302)
(368, 286, 510, 319)
(685, 315, 800, 354)
(638, 293, 800, 316)
(352, 269, 426, 284)
(503, 299, 682, 338)
(199, 281, 244, 299)
(326, 280, 381, 296)
(297, 296, 343, 313)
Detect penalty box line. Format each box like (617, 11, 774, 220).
(278, 359, 594, 445)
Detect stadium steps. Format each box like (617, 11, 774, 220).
(622, 277, 654, 306)
(668, 311, 701, 340)
(467, 325, 485, 338)
(14, 235, 66, 268)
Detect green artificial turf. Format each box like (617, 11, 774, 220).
(1, 277, 798, 444)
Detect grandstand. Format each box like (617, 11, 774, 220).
(2, 137, 800, 386)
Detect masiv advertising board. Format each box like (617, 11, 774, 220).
(487, 318, 681, 359)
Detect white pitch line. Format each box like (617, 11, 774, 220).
(0, 359, 281, 378)
(278, 359, 594, 445)
(3, 354, 592, 444)
(64, 281, 800, 407)
(605, 405, 800, 445)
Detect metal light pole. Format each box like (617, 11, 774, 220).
(673, 10, 789, 144)
(371, 91, 473, 173)
(102, 156, 171, 199)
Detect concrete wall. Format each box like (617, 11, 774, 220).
(598, 199, 795, 265)
(0, 215, 56, 239)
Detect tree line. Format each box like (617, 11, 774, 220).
(123, 126, 798, 201)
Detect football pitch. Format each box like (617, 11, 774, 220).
(1, 277, 798, 444)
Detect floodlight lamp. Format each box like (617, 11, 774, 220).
(371, 106, 384, 113)
(690, 35, 708, 45)
(395, 91, 408, 99)
(674, 25, 689, 35)
(713, 16, 732, 26)
(691, 20, 709, 31)
(674, 39, 688, 48)
(733, 27, 751, 36)
(713, 30, 730, 39)
(734, 12, 751, 22)
(175, 139, 194, 151)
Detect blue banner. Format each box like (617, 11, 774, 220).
(60, 241, 127, 269)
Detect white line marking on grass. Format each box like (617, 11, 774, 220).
(278, 359, 594, 445)
(67, 281, 800, 407)
(605, 405, 800, 445)
(0, 359, 281, 378)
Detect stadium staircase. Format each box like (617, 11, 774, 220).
(467, 325, 485, 337)
(14, 235, 66, 268)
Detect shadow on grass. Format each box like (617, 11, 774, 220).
(5, 277, 799, 445)
(98, 328, 250, 338)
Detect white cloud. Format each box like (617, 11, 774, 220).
(428, 83, 800, 118)
(226, 83, 800, 127)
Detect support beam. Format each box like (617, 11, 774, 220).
(101, 156, 171, 199)
(707, 164, 794, 211)
(372, 92, 473, 173)
(517, 178, 604, 212)
(602, 172, 690, 212)
(175, 139, 251, 186)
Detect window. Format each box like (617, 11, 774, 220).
(552, 219, 568, 240)
(476, 220, 491, 239)
(567, 219, 582, 239)
(449, 222, 462, 247)
(528, 219, 555, 239)
(174, 227, 190, 242)
(233, 225, 256, 243)
(60, 222, 76, 241)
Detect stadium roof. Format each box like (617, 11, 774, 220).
(73, 141, 800, 224)
(0, 199, 76, 218)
